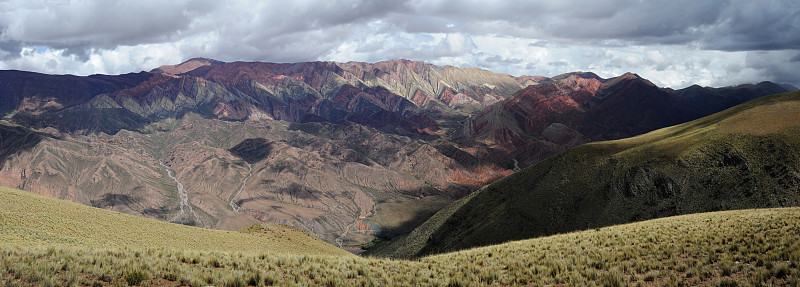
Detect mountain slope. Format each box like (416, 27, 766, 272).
(0, 60, 789, 252)
(0, 59, 520, 249)
(0, 114, 511, 248)
(458, 72, 788, 167)
(0, 187, 347, 256)
(151, 57, 224, 75)
(576, 73, 693, 140)
(336, 59, 522, 113)
(3, 204, 798, 286)
(0, 70, 151, 117)
(670, 81, 789, 116)
(12, 59, 523, 136)
(373, 90, 800, 258)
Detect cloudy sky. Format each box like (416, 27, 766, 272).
(0, 0, 798, 88)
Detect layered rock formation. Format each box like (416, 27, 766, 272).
(0, 58, 787, 251)
(0, 59, 523, 249)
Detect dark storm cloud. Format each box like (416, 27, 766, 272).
(0, 0, 797, 88)
(0, 0, 411, 62)
(0, 40, 23, 60)
(745, 51, 800, 87)
(703, 1, 800, 51)
(2, 0, 797, 62)
(178, 0, 411, 62)
(394, 0, 799, 51)
(0, 0, 217, 50)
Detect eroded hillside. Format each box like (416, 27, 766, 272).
(373, 90, 800, 258)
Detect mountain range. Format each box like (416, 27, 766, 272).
(456, 72, 794, 167)
(0, 58, 794, 250)
(371, 90, 800, 258)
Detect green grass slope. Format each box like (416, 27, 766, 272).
(2, 204, 799, 286)
(371, 90, 800, 258)
(0, 187, 348, 256)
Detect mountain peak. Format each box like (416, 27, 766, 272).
(549, 71, 603, 82)
(605, 72, 658, 87)
(619, 72, 641, 79)
(151, 58, 224, 75)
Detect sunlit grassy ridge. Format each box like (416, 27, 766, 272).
(1, 187, 799, 286)
(0, 187, 348, 256)
(601, 90, 800, 154)
(372, 91, 800, 258)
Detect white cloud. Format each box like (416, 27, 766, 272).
(0, 0, 797, 88)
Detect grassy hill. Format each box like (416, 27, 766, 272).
(371, 90, 800, 258)
(0, 187, 348, 256)
(1, 187, 798, 286)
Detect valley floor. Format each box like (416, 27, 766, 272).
(2, 206, 799, 286)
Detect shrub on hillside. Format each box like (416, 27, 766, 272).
(124, 269, 148, 286)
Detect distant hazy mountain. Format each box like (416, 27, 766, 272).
(778, 83, 799, 91)
(669, 81, 789, 116)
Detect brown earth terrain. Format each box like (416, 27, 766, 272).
(0, 113, 510, 248)
(0, 59, 788, 250)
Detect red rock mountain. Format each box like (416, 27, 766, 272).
(12, 59, 524, 137)
(0, 59, 523, 250)
(0, 59, 786, 250)
(458, 72, 789, 167)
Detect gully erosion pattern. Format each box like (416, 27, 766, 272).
(228, 163, 253, 213)
(160, 162, 209, 228)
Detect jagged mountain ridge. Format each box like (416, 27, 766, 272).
(11, 59, 526, 137)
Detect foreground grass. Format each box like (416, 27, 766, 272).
(1, 186, 799, 286)
(0, 187, 347, 256)
(425, 208, 800, 286)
